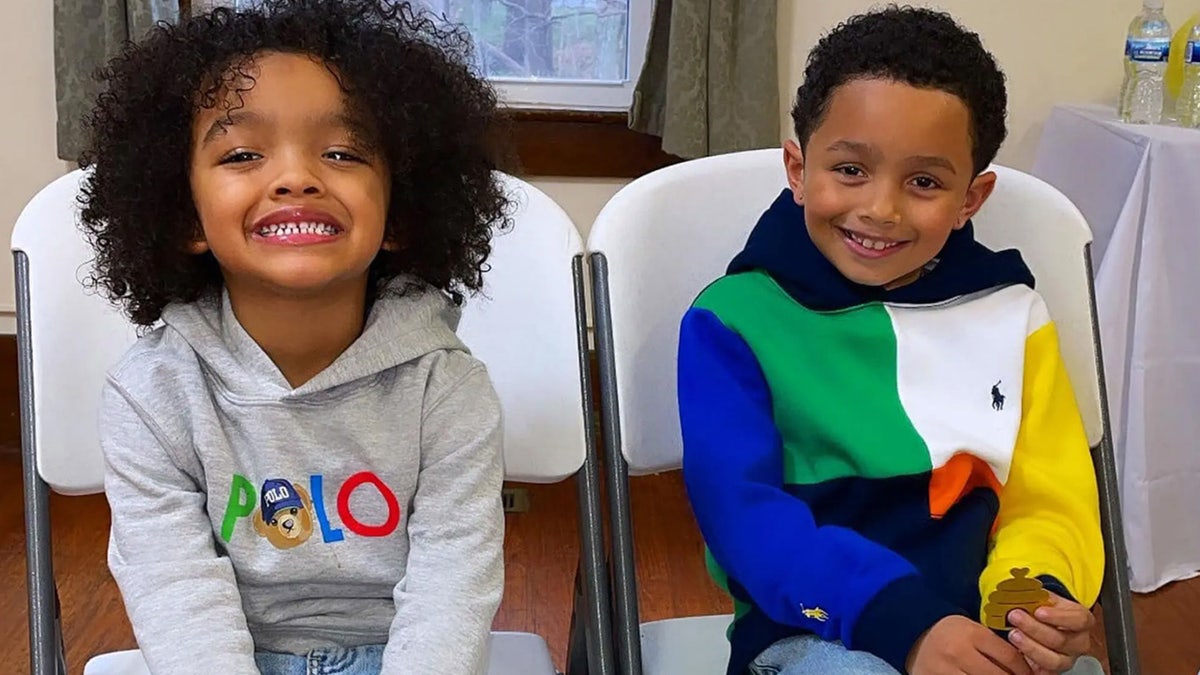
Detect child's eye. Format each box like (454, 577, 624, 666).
(218, 151, 261, 164)
(324, 150, 365, 163)
(834, 165, 865, 178)
(911, 176, 942, 190)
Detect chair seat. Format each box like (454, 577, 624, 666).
(81, 631, 557, 675)
(640, 614, 733, 675)
(487, 631, 557, 674)
(84, 650, 147, 675)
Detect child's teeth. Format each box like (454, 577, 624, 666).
(850, 231, 894, 250)
(259, 221, 339, 236)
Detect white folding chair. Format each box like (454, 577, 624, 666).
(459, 174, 615, 675)
(585, 148, 1139, 675)
(14, 170, 615, 675)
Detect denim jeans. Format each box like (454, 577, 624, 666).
(748, 634, 1108, 675)
(748, 635, 899, 674)
(255, 644, 384, 675)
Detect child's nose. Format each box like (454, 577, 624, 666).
(863, 184, 901, 226)
(270, 161, 325, 197)
(274, 184, 321, 196)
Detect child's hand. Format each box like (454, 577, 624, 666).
(1007, 593, 1095, 674)
(908, 615, 1033, 675)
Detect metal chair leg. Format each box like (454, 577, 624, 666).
(55, 588, 67, 675)
(572, 254, 617, 675)
(589, 253, 643, 675)
(1084, 250, 1140, 675)
(17, 250, 60, 675)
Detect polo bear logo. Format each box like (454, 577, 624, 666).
(253, 478, 315, 550)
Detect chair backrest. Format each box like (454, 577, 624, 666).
(587, 149, 787, 474)
(11, 170, 586, 494)
(970, 166, 1103, 445)
(12, 169, 139, 495)
(457, 175, 588, 483)
(587, 149, 1104, 475)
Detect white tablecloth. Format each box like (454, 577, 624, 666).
(1032, 104, 1200, 593)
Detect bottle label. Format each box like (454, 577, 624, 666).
(1127, 38, 1170, 62)
(1188, 40, 1199, 65)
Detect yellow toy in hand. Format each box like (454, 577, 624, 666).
(983, 568, 1051, 630)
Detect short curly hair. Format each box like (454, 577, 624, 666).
(79, 0, 513, 326)
(791, 5, 1007, 176)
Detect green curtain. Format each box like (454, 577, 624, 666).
(629, 0, 779, 159)
(53, 0, 179, 161)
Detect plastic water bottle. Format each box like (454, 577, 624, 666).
(1176, 21, 1200, 127)
(1121, 0, 1172, 124)
(1119, 40, 1136, 118)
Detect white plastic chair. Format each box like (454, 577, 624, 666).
(14, 169, 615, 675)
(585, 148, 1139, 675)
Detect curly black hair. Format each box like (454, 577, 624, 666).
(791, 5, 1007, 175)
(79, 0, 513, 326)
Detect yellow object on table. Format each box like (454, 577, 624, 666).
(1167, 12, 1199, 99)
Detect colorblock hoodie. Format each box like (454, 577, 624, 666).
(100, 282, 504, 675)
(678, 190, 1104, 674)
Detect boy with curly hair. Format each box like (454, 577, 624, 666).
(679, 7, 1105, 675)
(80, 2, 510, 673)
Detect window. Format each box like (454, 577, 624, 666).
(422, 0, 652, 111)
(198, 0, 652, 111)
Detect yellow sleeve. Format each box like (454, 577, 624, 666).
(978, 321, 1105, 618)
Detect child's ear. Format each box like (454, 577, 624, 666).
(956, 171, 997, 230)
(186, 221, 210, 254)
(783, 140, 805, 205)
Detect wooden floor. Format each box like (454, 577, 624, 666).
(1, 453, 1198, 674)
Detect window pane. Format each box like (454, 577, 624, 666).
(202, 0, 636, 94)
(425, 0, 630, 83)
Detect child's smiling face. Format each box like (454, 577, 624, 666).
(785, 78, 996, 289)
(188, 50, 390, 301)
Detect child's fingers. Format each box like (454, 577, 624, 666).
(1008, 629, 1074, 673)
(1032, 600, 1095, 632)
(1008, 610, 1069, 652)
(973, 636, 1033, 675)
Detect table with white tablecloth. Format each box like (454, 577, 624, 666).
(1032, 104, 1200, 593)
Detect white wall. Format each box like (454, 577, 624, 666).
(529, 178, 626, 239)
(4, 0, 1187, 332)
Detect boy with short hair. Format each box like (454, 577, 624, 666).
(678, 7, 1105, 675)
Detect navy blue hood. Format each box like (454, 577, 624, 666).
(728, 189, 1034, 311)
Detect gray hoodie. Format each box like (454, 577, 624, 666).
(100, 284, 505, 675)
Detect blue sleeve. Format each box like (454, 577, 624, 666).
(1038, 575, 1076, 604)
(678, 307, 967, 670)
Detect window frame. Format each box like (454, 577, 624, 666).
(486, 0, 654, 113)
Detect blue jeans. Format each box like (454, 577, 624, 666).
(749, 635, 1108, 675)
(255, 644, 384, 675)
(748, 635, 898, 674)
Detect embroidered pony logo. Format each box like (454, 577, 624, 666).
(991, 381, 1006, 411)
(801, 605, 829, 622)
